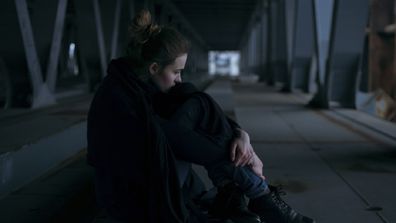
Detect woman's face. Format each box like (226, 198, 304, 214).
(149, 53, 188, 92)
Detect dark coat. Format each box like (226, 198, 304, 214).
(86, 57, 241, 223)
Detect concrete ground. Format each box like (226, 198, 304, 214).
(0, 78, 395, 223)
(199, 79, 396, 223)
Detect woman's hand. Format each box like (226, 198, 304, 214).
(230, 129, 254, 166)
(248, 152, 266, 180)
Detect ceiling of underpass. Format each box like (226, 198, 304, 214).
(171, 0, 258, 50)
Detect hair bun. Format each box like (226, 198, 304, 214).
(129, 10, 161, 45)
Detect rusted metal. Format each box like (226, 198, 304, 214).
(369, 0, 396, 122)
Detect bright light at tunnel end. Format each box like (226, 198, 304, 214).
(208, 51, 240, 76)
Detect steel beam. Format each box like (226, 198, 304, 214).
(290, 0, 315, 92)
(46, 0, 68, 93)
(93, 0, 107, 79)
(15, 0, 55, 108)
(309, 0, 369, 108)
(110, 0, 122, 60)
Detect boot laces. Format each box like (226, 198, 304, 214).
(270, 185, 291, 214)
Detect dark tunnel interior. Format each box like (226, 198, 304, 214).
(0, 0, 396, 222)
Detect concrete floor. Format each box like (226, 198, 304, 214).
(199, 79, 396, 223)
(1, 78, 396, 223)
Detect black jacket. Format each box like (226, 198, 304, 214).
(87, 57, 241, 222)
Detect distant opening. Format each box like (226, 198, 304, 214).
(208, 51, 240, 76)
(67, 42, 79, 76)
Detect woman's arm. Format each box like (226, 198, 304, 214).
(227, 118, 265, 178)
(226, 116, 255, 167)
(226, 116, 242, 139)
(157, 114, 229, 166)
(248, 151, 266, 180)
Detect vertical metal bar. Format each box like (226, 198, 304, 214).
(282, 0, 296, 91)
(259, 0, 267, 82)
(46, 0, 68, 93)
(93, 0, 107, 78)
(266, 0, 274, 85)
(110, 0, 122, 60)
(308, 0, 332, 108)
(15, 0, 44, 98)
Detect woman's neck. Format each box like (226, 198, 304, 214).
(132, 66, 150, 82)
(130, 66, 162, 94)
(147, 78, 161, 93)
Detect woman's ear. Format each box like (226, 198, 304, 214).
(148, 62, 160, 75)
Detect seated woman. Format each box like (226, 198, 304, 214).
(87, 9, 315, 223)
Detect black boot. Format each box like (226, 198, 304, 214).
(209, 182, 261, 223)
(248, 185, 315, 223)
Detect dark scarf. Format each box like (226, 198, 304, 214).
(106, 57, 188, 223)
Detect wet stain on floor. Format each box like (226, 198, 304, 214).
(270, 179, 309, 193)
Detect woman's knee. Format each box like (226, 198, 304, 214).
(169, 97, 203, 129)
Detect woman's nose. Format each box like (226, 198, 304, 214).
(175, 75, 182, 83)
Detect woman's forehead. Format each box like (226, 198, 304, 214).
(173, 54, 188, 69)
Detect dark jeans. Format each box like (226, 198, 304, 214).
(157, 97, 269, 199)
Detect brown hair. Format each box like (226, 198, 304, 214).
(126, 10, 190, 75)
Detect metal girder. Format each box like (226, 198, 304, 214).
(46, 0, 68, 93)
(309, 0, 369, 108)
(159, 0, 207, 48)
(15, 0, 44, 97)
(93, 0, 107, 79)
(15, 0, 56, 108)
(110, 0, 122, 60)
(272, 0, 288, 85)
(308, 0, 334, 108)
(282, 0, 296, 91)
(290, 0, 315, 92)
(258, 0, 268, 82)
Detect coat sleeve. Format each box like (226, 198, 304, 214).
(156, 114, 230, 166)
(86, 79, 148, 179)
(226, 116, 242, 139)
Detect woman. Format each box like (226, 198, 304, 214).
(87, 10, 315, 223)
